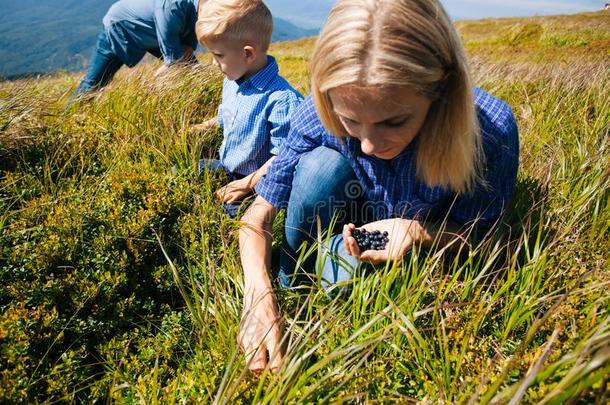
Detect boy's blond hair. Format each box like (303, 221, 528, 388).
(311, 0, 481, 194)
(196, 0, 273, 51)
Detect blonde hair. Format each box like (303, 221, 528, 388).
(311, 0, 481, 194)
(196, 0, 273, 51)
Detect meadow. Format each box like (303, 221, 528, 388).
(0, 11, 609, 403)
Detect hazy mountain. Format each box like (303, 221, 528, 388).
(3, 0, 599, 77)
(0, 0, 317, 77)
(265, 0, 334, 29)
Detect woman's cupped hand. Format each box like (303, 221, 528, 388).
(342, 218, 429, 264)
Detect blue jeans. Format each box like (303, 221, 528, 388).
(72, 29, 176, 95)
(199, 159, 253, 218)
(74, 29, 125, 95)
(279, 146, 375, 292)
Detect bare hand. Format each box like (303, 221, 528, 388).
(342, 218, 428, 264)
(154, 64, 170, 78)
(215, 178, 252, 204)
(238, 287, 284, 374)
(181, 45, 195, 62)
(189, 117, 218, 133)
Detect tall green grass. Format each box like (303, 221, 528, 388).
(1, 15, 609, 403)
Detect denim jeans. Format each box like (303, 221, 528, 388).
(74, 29, 125, 95)
(279, 146, 376, 292)
(199, 159, 253, 218)
(73, 29, 175, 96)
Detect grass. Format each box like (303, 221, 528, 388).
(1, 11, 609, 403)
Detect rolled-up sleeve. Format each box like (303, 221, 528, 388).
(217, 104, 224, 129)
(154, 0, 186, 64)
(256, 97, 324, 208)
(268, 94, 303, 155)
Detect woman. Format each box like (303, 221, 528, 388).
(237, 0, 519, 373)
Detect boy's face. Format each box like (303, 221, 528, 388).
(329, 85, 432, 160)
(205, 38, 251, 81)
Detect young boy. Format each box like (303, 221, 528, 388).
(194, 0, 303, 217)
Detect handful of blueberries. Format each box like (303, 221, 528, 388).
(351, 229, 390, 251)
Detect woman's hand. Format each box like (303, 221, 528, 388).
(342, 218, 430, 264)
(238, 285, 284, 374)
(215, 177, 252, 204)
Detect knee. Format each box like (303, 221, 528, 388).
(287, 147, 358, 222)
(318, 234, 359, 295)
(292, 146, 355, 198)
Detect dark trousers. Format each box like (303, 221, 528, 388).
(73, 29, 167, 95)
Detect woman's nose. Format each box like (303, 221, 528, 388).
(359, 129, 384, 155)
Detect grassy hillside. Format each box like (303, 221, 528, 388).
(1, 12, 609, 403)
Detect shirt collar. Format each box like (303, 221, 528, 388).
(237, 55, 279, 91)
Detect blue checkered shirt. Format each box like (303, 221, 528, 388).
(218, 56, 303, 176)
(256, 89, 519, 231)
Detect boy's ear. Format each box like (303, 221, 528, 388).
(243, 45, 256, 64)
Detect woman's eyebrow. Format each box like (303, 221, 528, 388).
(375, 114, 410, 124)
(335, 110, 411, 123)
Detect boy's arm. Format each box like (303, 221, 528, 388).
(214, 156, 276, 204)
(268, 95, 302, 156)
(216, 93, 302, 204)
(191, 89, 225, 132)
(190, 117, 219, 132)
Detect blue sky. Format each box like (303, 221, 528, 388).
(266, 1, 605, 28)
(443, 0, 603, 20)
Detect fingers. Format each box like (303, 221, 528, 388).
(343, 224, 362, 258)
(239, 325, 284, 375)
(359, 249, 387, 265)
(245, 343, 268, 375)
(238, 291, 285, 376)
(342, 224, 353, 252)
(266, 327, 285, 373)
(346, 237, 362, 259)
(214, 187, 225, 201)
(225, 189, 248, 205)
(225, 193, 238, 205)
(215, 187, 235, 203)
(348, 237, 362, 259)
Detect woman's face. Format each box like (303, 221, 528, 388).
(328, 85, 433, 160)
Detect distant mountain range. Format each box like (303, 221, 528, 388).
(0, 0, 318, 77)
(2, 0, 600, 77)
(265, 0, 334, 29)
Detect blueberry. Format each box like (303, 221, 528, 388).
(352, 228, 389, 252)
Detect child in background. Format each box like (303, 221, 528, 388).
(74, 0, 200, 96)
(194, 0, 303, 217)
